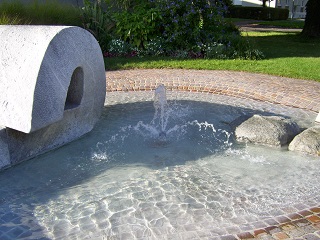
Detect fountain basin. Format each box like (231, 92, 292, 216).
(0, 89, 319, 239)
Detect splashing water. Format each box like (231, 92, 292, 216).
(153, 84, 169, 136)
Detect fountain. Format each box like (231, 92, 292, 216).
(0, 83, 319, 239)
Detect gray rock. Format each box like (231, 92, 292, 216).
(288, 125, 320, 156)
(235, 114, 301, 147)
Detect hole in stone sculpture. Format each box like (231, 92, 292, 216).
(64, 67, 84, 110)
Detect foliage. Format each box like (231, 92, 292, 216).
(301, 0, 320, 38)
(81, 0, 115, 51)
(104, 39, 137, 57)
(229, 6, 289, 20)
(99, 0, 263, 60)
(0, 0, 81, 25)
(142, 37, 165, 56)
(113, 2, 162, 48)
(0, 13, 25, 24)
(156, 0, 232, 51)
(106, 0, 147, 11)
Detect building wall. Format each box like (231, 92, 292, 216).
(232, 0, 306, 18)
(233, 0, 276, 7)
(276, 0, 306, 18)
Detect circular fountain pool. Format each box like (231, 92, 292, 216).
(0, 90, 319, 239)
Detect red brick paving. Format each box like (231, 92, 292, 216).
(106, 69, 320, 113)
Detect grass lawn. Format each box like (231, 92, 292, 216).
(256, 19, 305, 29)
(228, 18, 305, 29)
(105, 31, 320, 82)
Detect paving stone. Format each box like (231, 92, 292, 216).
(285, 228, 305, 238)
(294, 219, 312, 227)
(254, 229, 268, 237)
(264, 219, 280, 226)
(266, 226, 282, 235)
(237, 232, 255, 239)
(280, 224, 296, 231)
(276, 216, 291, 224)
(272, 232, 290, 239)
(300, 225, 318, 234)
(307, 216, 320, 224)
(288, 213, 304, 221)
(258, 235, 274, 240)
(299, 211, 314, 217)
(303, 233, 320, 240)
(310, 208, 320, 214)
(220, 234, 238, 240)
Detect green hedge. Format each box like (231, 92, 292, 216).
(228, 6, 289, 20)
(0, 0, 82, 26)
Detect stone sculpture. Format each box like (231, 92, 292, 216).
(0, 26, 106, 170)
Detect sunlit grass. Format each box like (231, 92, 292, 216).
(257, 19, 305, 29)
(105, 31, 320, 82)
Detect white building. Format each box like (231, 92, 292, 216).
(232, 0, 276, 7)
(276, 0, 307, 18)
(232, 0, 307, 18)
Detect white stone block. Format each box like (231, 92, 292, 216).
(0, 26, 106, 168)
(0, 25, 106, 133)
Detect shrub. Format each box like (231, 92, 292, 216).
(229, 6, 289, 20)
(0, 13, 25, 24)
(95, 0, 265, 60)
(0, 0, 82, 25)
(142, 37, 165, 56)
(156, 0, 233, 51)
(81, 0, 115, 51)
(105, 38, 137, 57)
(113, 2, 162, 49)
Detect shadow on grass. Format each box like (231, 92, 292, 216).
(247, 32, 320, 58)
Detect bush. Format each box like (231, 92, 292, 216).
(81, 0, 115, 51)
(101, 0, 264, 60)
(229, 6, 289, 20)
(0, 12, 26, 24)
(156, 0, 232, 51)
(113, 2, 162, 49)
(104, 38, 137, 57)
(0, 0, 82, 25)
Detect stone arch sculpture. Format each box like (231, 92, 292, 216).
(0, 26, 106, 169)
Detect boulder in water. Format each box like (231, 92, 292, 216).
(288, 125, 320, 156)
(235, 114, 301, 147)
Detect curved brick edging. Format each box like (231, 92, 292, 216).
(106, 69, 320, 113)
(106, 69, 320, 239)
(235, 206, 320, 240)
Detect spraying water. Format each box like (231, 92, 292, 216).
(153, 84, 168, 139)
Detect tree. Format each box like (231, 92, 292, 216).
(302, 0, 320, 37)
(260, 0, 273, 7)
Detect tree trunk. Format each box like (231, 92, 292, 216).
(302, 0, 320, 37)
(262, 0, 267, 7)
